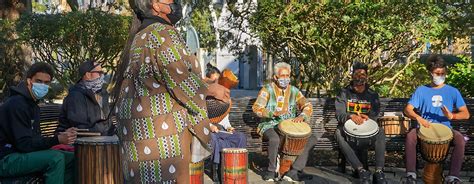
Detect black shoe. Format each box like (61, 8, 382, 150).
(297, 171, 313, 181)
(262, 170, 277, 181)
(401, 175, 417, 184)
(358, 169, 371, 184)
(372, 170, 387, 184)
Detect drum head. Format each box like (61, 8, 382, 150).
(277, 119, 312, 137)
(76, 135, 119, 144)
(344, 119, 379, 137)
(418, 123, 453, 142)
(222, 148, 248, 153)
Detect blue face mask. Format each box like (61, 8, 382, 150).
(32, 83, 49, 99)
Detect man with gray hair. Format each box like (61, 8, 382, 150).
(253, 62, 316, 182)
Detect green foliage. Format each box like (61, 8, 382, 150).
(190, 7, 217, 50)
(16, 9, 130, 89)
(373, 62, 430, 98)
(447, 56, 474, 97)
(230, 1, 467, 96)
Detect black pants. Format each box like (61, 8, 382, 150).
(335, 127, 385, 171)
(263, 128, 318, 172)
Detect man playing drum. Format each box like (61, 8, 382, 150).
(335, 62, 387, 184)
(403, 55, 470, 184)
(252, 62, 316, 182)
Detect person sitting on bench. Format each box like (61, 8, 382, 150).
(56, 60, 114, 136)
(335, 62, 386, 184)
(0, 63, 77, 184)
(204, 64, 247, 183)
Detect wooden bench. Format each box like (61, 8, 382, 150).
(229, 97, 474, 173)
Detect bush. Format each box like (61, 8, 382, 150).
(16, 9, 130, 90)
(447, 55, 474, 97)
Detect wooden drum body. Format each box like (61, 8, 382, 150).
(75, 136, 122, 184)
(418, 123, 453, 163)
(222, 148, 248, 184)
(378, 116, 410, 137)
(189, 161, 204, 184)
(277, 119, 311, 174)
(418, 123, 453, 184)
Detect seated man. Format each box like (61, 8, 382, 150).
(252, 62, 316, 182)
(205, 64, 247, 183)
(0, 63, 77, 184)
(334, 62, 386, 184)
(403, 55, 470, 184)
(57, 60, 113, 136)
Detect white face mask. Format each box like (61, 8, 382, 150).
(432, 74, 446, 86)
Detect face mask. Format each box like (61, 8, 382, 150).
(277, 78, 291, 88)
(432, 74, 446, 86)
(32, 83, 49, 99)
(84, 75, 105, 93)
(166, 1, 182, 25)
(352, 78, 367, 86)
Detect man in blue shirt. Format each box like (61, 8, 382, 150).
(403, 55, 470, 184)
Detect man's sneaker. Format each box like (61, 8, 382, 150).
(372, 170, 387, 184)
(359, 169, 371, 184)
(282, 170, 299, 182)
(262, 170, 277, 181)
(446, 177, 462, 184)
(401, 175, 417, 184)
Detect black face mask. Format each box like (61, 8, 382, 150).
(166, 1, 182, 25)
(352, 78, 367, 86)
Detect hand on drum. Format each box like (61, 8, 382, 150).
(209, 124, 219, 133)
(441, 105, 454, 120)
(227, 127, 235, 133)
(416, 117, 431, 128)
(293, 116, 305, 123)
(58, 128, 78, 145)
(207, 83, 231, 103)
(350, 114, 367, 125)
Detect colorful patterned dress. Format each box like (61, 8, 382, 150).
(252, 83, 313, 135)
(116, 21, 211, 184)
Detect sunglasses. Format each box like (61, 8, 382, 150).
(89, 71, 105, 75)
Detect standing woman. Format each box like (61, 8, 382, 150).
(113, 0, 227, 183)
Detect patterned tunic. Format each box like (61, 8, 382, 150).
(252, 83, 313, 135)
(116, 22, 211, 184)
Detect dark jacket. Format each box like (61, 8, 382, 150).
(0, 82, 59, 160)
(57, 83, 113, 135)
(335, 84, 381, 126)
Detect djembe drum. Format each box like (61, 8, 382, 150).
(418, 123, 453, 184)
(343, 119, 380, 147)
(221, 148, 248, 184)
(378, 116, 411, 137)
(218, 69, 239, 89)
(189, 161, 204, 184)
(206, 97, 231, 124)
(277, 119, 312, 175)
(75, 136, 122, 184)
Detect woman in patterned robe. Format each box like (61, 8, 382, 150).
(114, 0, 225, 183)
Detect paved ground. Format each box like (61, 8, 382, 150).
(202, 165, 474, 184)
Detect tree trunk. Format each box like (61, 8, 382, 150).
(0, 0, 32, 99)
